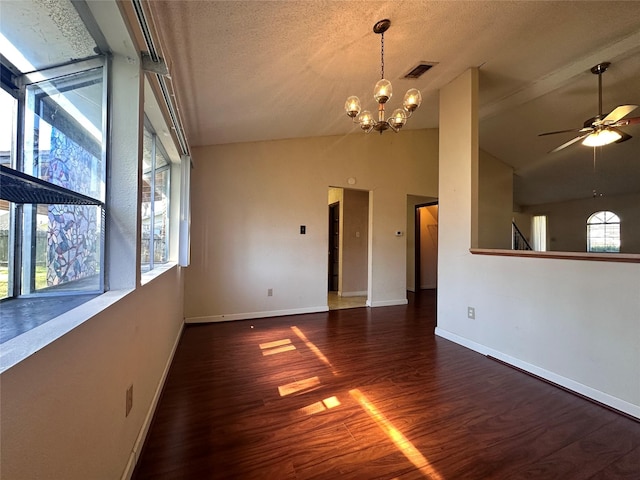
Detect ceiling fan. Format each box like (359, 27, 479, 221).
(539, 62, 640, 153)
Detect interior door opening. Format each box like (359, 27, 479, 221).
(327, 187, 368, 310)
(328, 202, 339, 292)
(415, 202, 438, 291)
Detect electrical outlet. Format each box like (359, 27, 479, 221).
(268, 288, 273, 297)
(126, 385, 133, 417)
(467, 307, 475, 320)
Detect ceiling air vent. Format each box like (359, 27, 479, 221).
(404, 63, 435, 79)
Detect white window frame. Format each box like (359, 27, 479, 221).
(587, 210, 620, 253)
(141, 117, 171, 273)
(2, 56, 108, 298)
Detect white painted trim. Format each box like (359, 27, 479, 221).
(121, 321, 185, 480)
(435, 327, 640, 420)
(185, 305, 329, 323)
(369, 299, 408, 308)
(140, 262, 178, 286)
(341, 291, 367, 297)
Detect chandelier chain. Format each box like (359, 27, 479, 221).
(380, 32, 385, 79)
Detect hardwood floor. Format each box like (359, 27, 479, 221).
(132, 290, 640, 479)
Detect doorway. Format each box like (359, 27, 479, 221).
(328, 202, 339, 291)
(327, 187, 369, 310)
(415, 202, 438, 290)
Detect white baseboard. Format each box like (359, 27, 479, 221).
(340, 291, 367, 297)
(121, 322, 185, 480)
(435, 327, 640, 420)
(368, 298, 408, 308)
(186, 305, 329, 323)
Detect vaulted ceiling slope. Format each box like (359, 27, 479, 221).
(147, 1, 640, 205)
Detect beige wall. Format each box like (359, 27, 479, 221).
(437, 68, 640, 419)
(478, 149, 513, 249)
(0, 268, 185, 479)
(186, 129, 439, 319)
(522, 192, 640, 253)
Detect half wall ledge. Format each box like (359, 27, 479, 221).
(470, 248, 640, 264)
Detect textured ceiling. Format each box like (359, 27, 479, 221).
(147, 0, 640, 206)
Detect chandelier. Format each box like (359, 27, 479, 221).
(345, 19, 422, 134)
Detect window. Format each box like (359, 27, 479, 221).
(1, 2, 106, 300)
(1, 88, 16, 299)
(21, 61, 106, 294)
(531, 215, 547, 252)
(141, 121, 170, 273)
(587, 211, 620, 253)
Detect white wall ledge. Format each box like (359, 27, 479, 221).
(470, 248, 640, 263)
(0, 288, 134, 374)
(141, 262, 179, 285)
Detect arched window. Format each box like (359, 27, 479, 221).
(587, 211, 620, 253)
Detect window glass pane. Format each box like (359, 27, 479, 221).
(0, 201, 10, 299)
(1, 88, 16, 164)
(141, 128, 153, 272)
(27, 203, 102, 294)
(1, 89, 16, 299)
(23, 66, 105, 201)
(141, 124, 171, 272)
(587, 210, 620, 253)
(154, 167, 170, 264)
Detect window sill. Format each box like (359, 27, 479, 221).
(0, 289, 133, 374)
(0, 264, 181, 374)
(141, 262, 178, 286)
(470, 248, 640, 263)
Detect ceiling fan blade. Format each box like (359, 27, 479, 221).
(601, 105, 639, 124)
(549, 132, 592, 153)
(610, 116, 640, 127)
(538, 127, 590, 137)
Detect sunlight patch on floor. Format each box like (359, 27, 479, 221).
(350, 388, 443, 480)
(278, 376, 321, 397)
(260, 338, 297, 356)
(291, 326, 338, 375)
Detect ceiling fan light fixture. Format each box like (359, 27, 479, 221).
(582, 129, 622, 147)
